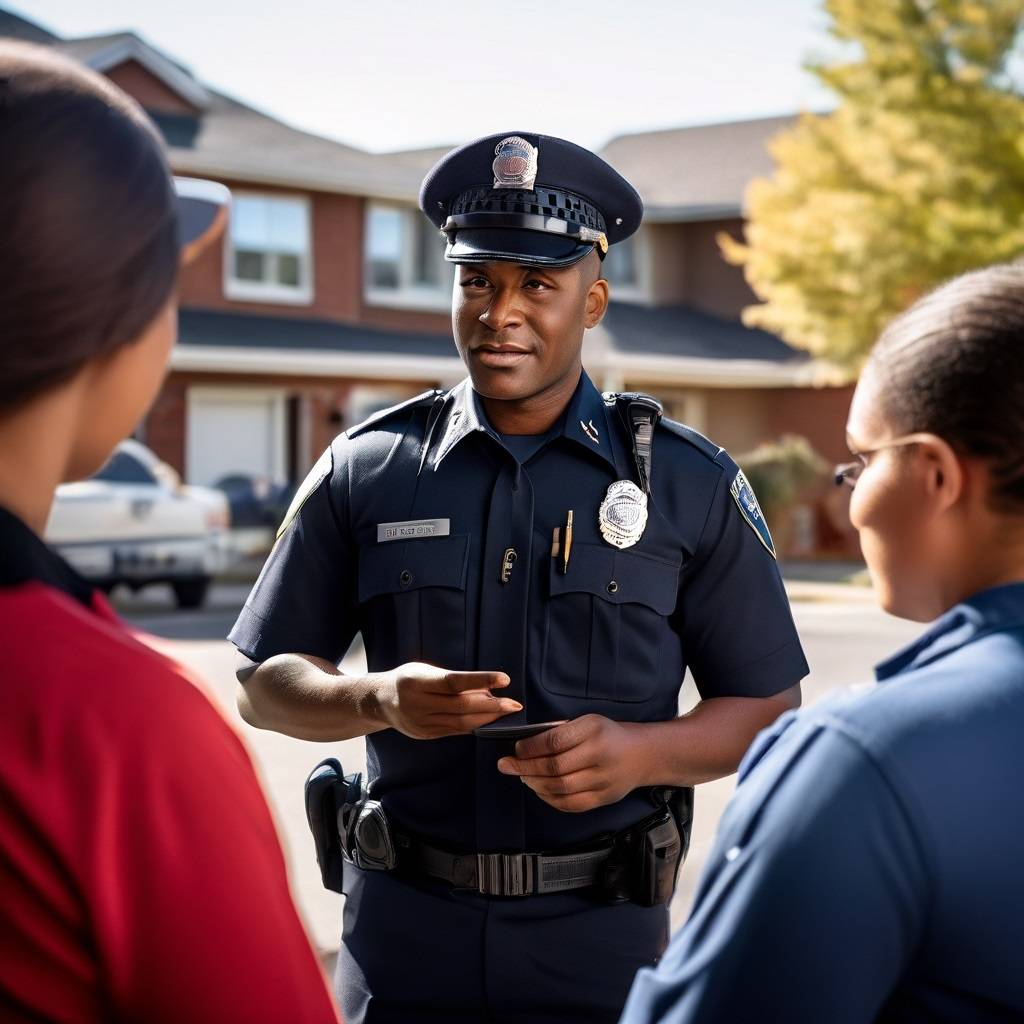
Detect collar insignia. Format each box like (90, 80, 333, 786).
(581, 419, 600, 444)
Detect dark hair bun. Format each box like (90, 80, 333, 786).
(869, 263, 1024, 511)
(0, 41, 179, 409)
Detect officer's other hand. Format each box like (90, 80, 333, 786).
(378, 662, 521, 740)
(496, 715, 646, 813)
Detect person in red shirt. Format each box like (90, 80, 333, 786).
(0, 41, 340, 1023)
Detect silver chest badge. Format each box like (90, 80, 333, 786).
(598, 480, 648, 549)
(493, 136, 539, 190)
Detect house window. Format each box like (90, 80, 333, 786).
(226, 193, 312, 304)
(365, 203, 451, 310)
(366, 206, 403, 289)
(601, 230, 649, 304)
(603, 235, 638, 288)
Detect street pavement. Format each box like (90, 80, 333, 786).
(115, 578, 922, 967)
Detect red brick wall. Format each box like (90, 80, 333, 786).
(142, 371, 439, 477)
(764, 384, 856, 464)
(145, 374, 188, 473)
(177, 183, 364, 321)
(105, 60, 199, 116)
(176, 187, 455, 338)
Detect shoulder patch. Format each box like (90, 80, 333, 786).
(729, 468, 776, 558)
(659, 419, 725, 462)
(276, 447, 332, 540)
(346, 389, 445, 439)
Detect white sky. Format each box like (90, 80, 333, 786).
(9, 0, 834, 153)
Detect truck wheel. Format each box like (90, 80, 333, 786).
(172, 576, 211, 609)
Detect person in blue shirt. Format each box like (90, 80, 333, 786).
(620, 261, 1024, 1024)
(229, 132, 807, 1023)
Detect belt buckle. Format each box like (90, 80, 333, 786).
(476, 852, 534, 896)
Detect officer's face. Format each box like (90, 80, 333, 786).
(452, 254, 608, 405)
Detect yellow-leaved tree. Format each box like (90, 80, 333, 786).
(721, 0, 1024, 373)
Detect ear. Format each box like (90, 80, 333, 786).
(919, 436, 964, 512)
(584, 276, 609, 329)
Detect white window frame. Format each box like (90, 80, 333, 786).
(363, 202, 451, 312)
(603, 228, 653, 305)
(224, 191, 313, 305)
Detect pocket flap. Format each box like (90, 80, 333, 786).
(358, 534, 469, 603)
(549, 543, 680, 615)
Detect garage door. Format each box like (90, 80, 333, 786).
(186, 387, 286, 486)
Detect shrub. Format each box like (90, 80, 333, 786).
(736, 435, 829, 523)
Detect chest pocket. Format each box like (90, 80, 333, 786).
(542, 543, 680, 703)
(357, 535, 470, 671)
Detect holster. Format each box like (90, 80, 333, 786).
(601, 786, 693, 907)
(303, 757, 362, 895)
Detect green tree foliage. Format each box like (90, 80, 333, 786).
(721, 0, 1024, 373)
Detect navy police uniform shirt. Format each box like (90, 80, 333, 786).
(229, 371, 808, 852)
(620, 581, 1024, 1024)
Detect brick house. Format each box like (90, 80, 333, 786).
(3, 10, 856, 551)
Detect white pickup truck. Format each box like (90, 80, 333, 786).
(45, 440, 231, 608)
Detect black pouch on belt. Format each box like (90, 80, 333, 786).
(304, 757, 363, 895)
(642, 785, 693, 906)
(637, 811, 683, 906)
(602, 787, 692, 907)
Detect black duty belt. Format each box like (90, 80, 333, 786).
(398, 832, 613, 897)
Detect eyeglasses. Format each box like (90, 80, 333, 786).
(833, 433, 935, 489)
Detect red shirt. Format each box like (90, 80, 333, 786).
(0, 509, 339, 1023)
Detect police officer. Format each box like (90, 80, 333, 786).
(619, 264, 1024, 1023)
(231, 132, 807, 1024)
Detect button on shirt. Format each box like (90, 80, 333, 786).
(620, 582, 1024, 1024)
(230, 371, 807, 852)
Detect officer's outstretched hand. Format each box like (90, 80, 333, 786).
(378, 662, 522, 740)
(496, 715, 646, 813)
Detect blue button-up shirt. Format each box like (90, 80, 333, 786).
(620, 582, 1024, 1023)
(230, 371, 806, 852)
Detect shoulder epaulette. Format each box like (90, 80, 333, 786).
(346, 388, 446, 439)
(659, 418, 727, 464)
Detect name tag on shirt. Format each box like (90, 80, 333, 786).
(377, 518, 451, 542)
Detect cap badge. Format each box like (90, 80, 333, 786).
(493, 136, 539, 190)
(598, 479, 648, 549)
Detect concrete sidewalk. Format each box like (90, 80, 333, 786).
(785, 578, 875, 603)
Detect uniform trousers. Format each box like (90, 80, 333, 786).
(335, 864, 668, 1023)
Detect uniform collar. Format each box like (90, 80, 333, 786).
(431, 370, 617, 472)
(875, 581, 1024, 681)
(0, 504, 95, 608)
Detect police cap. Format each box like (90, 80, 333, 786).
(419, 131, 643, 269)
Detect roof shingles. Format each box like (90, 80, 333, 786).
(601, 115, 795, 217)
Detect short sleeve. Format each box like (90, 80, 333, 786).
(674, 458, 807, 698)
(228, 438, 356, 664)
(619, 722, 929, 1024)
